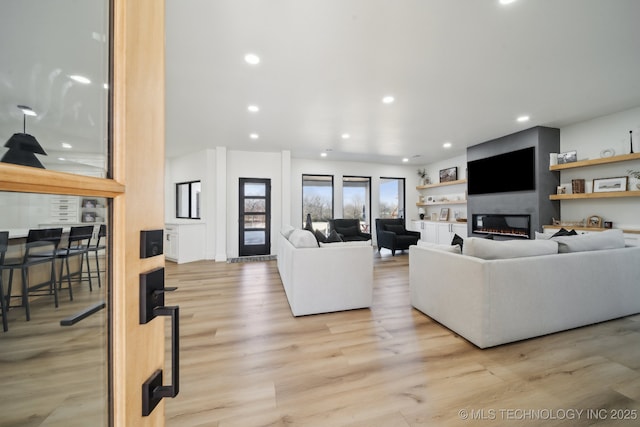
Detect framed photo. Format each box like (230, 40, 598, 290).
(557, 150, 577, 164)
(439, 207, 449, 221)
(439, 166, 457, 183)
(587, 215, 603, 228)
(592, 176, 628, 193)
(82, 198, 98, 208)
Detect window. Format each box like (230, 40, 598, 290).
(379, 177, 405, 219)
(176, 180, 201, 219)
(343, 176, 371, 230)
(302, 174, 333, 232)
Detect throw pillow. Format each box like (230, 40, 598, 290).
(325, 229, 343, 243)
(314, 229, 327, 244)
(417, 240, 462, 254)
(385, 224, 406, 235)
(281, 225, 295, 239)
(451, 233, 464, 249)
(551, 229, 625, 253)
(304, 219, 314, 233)
(288, 229, 319, 248)
(462, 237, 558, 260)
(551, 228, 578, 237)
(335, 225, 358, 237)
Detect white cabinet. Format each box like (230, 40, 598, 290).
(50, 195, 79, 223)
(437, 222, 467, 244)
(165, 223, 206, 264)
(412, 220, 467, 244)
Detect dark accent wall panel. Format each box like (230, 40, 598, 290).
(466, 126, 560, 238)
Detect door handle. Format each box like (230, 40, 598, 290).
(140, 268, 180, 416)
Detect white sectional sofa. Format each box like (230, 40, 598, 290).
(277, 228, 373, 316)
(409, 230, 640, 348)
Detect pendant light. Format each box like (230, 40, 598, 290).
(1, 105, 47, 168)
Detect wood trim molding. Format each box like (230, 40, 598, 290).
(0, 163, 124, 197)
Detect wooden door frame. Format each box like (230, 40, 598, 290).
(1, 0, 167, 425)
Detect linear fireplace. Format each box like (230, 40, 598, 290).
(472, 214, 531, 239)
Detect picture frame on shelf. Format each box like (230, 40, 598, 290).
(587, 215, 603, 228)
(439, 166, 457, 183)
(439, 207, 449, 221)
(557, 150, 577, 164)
(593, 176, 628, 193)
(82, 198, 98, 208)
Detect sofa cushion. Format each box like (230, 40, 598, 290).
(319, 240, 371, 247)
(288, 229, 319, 248)
(335, 225, 358, 237)
(551, 229, 625, 253)
(325, 229, 343, 243)
(281, 225, 295, 239)
(463, 237, 558, 260)
(384, 224, 406, 235)
(417, 240, 462, 254)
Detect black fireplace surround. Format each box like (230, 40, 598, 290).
(472, 214, 531, 239)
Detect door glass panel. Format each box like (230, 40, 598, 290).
(244, 183, 265, 197)
(244, 230, 266, 245)
(0, 1, 110, 178)
(0, 191, 109, 426)
(244, 214, 266, 228)
(244, 199, 265, 213)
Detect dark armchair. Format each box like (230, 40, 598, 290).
(375, 218, 420, 256)
(327, 219, 371, 242)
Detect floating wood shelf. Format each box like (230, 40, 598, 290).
(416, 179, 467, 190)
(543, 224, 640, 235)
(416, 200, 467, 206)
(549, 190, 640, 200)
(549, 152, 640, 171)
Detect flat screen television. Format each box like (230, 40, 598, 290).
(467, 146, 536, 195)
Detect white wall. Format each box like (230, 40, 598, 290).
(559, 107, 640, 229)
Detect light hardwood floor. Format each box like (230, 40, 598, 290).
(165, 251, 640, 427)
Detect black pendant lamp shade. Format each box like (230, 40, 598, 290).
(1, 105, 47, 168)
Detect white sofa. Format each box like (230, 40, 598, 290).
(409, 234, 640, 348)
(277, 230, 373, 316)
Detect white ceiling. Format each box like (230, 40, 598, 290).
(165, 0, 640, 165)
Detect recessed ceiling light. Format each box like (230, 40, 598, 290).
(244, 53, 260, 65)
(58, 157, 66, 161)
(69, 75, 91, 84)
(402, 158, 409, 163)
(320, 152, 328, 157)
(248, 105, 260, 113)
(103, 83, 109, 89)
(61, 142, 72, 149)
(499, 0, 517, 5)
(443, 142, 452, 148)
(249, 133, 259, 139)
(382, 96, 395, 104)
(341, 133, 350, 139)
(517, 115, 530, 122)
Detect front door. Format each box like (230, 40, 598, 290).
(239, 178, 271, 256)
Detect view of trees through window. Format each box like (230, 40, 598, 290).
(379, 177, 405, 219)
(343, 176, 370, 228)
(302, 174, 333, 231)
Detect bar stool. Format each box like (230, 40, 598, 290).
(5, 228, 62, 321)
(57, 225, 95, 295)
(0, 231, 10, 331)
(86, 224, 106, 289)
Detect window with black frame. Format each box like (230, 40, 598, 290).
(176, 181, 201, 219)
